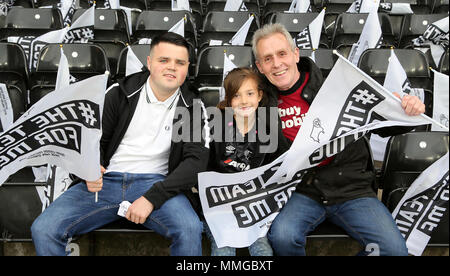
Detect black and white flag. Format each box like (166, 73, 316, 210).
(199, 53, 444, 248)
(347, 0, 380, 13)
(0, 72, 108, 186)
(412, 16, 449, 68)
(431, 69, 449, 131)
(0, 83, 14, 133)
(348, 10, 383, 65)
(392, 152, 449, 256)
(378, 2, 413, 14)
(294, 9, 325, 50)
(286, 0, 311, 13)
(224, 0, 248, 11)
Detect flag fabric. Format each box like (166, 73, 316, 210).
(412, 16, 449, 67)
(348, 10, 383, 65)
(392, 152, 449, 256)
(347, 0, 380, 13)
(125, 46, 145, 76)
(287, 0, 311, 13)
(199, 54, 442, 248)
(168, 17, 186, 37)
(172, 0, 190, 11)
(379, 2, 413, 14)
(0, 83, 14, 133)
(59, 0, 78, 27)
(224, 0, 248, 11)
(0, 0, 14, 15)
(219, 52, 238, 101)
(229, 15, 254, 45)
(294, 9, 325, 49)
(0, 73, 108, 186)
(431, 69, 449, 131)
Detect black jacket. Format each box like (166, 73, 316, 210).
(263, 57, 412, 205)
(98, 70, 209, 211)
(208, 109, 290, 173)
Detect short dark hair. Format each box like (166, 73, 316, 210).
(150, 32, 190, 57)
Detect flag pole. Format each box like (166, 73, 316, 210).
(332, 50, 449, 131)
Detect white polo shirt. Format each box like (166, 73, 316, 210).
(106, 78, 180, 175)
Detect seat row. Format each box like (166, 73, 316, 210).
(1, 41, 448, 128)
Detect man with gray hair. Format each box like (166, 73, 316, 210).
(252, 23, 425, 256)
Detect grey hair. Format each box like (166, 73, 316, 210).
(251, 23, 297, 61)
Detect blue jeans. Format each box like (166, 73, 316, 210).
(31, 172, 203, 256)
(204, 222, 273, 256)
(268, 193, 408, 256)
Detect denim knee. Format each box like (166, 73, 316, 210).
(268, 223, 306, 255)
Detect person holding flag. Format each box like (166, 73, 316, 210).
(31, 32, 210, 256)
(252, 23, 425, 256)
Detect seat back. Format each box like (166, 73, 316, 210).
(0, 42, 29, 95)
(115, 44, 150, 80)
(299, 49, 337, 77)
(3, 7, 63, 38)
(332, 12, 395, 48)
(438, 49, 449, 75)
(399, 13, 448, 48)
(200, 11, 260, 49)
(268, 11, 330, 48)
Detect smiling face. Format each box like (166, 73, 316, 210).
(147, 42, 189, 100)
(231, 78, 262, 120)
(255, 32, 301, 91)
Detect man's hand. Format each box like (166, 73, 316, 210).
(126, 196, 154, 224)
(393, 92, 426, 116)
(86, 166, 106, 193)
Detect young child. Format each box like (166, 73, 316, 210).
(205, 67, 290, 256)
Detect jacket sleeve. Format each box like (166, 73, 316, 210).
(143, 100, 210, 210)
(99, 84, 120, 167)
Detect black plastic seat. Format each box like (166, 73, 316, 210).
(399, 13, 448, 49)
(380, 131, 449, 246)
(134, 10, 198, 47)
(299, 49, 337, 77)
(205, 0, 260, 13)
(439, 49, 449, 75)
(358, 48, 433, 119)
(3, 7, 63, 38)
(147, 1, 203, 30)
(199, 11, 260, 50)
(332, 12, 396, 49)
(194, 45, 255, 107)
(268, 11, 329, 48)
(0, 42, 29, 97)
(29, 43, 110, 107)
(432, 0, 449, 13)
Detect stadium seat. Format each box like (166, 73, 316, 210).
(358, 48, 433, 119)
(147, 1, 203, 30)
(267, 11, 330, 48)
(0, 167, 47, 242)
(380, 131, 449, 246)
(2, 7, 63, 38)
(134, 10, 198, 46)
(321, 0, 354, 37)
(194, 45, 255, 107)
(331, 12, 396, 49)
(7, 0, 34, 8)
(439, 49, 449, 75)
(398, 13, 448, 49)
(29, 43, 110, 107)
(299, 48, 338, 77)
(199, 11, 260, 50)
(0, 42, 29, 98)
(115, 44, 150, 80)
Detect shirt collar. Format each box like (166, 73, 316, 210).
(145, 78, 180, 109)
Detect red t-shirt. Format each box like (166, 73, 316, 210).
(278, 72, 333, 166)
